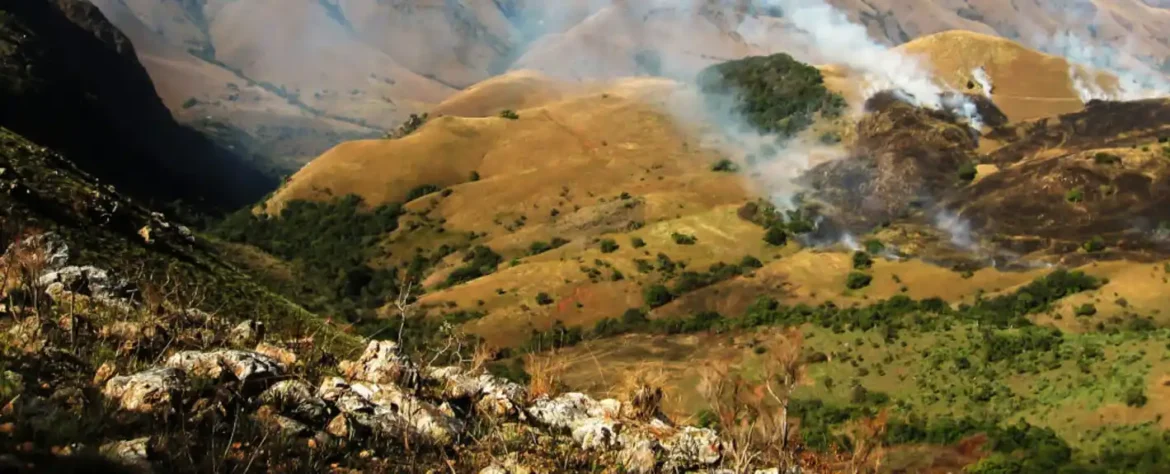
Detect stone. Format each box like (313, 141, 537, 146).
(102, 368, 184, 415)
(99, 437, 152, 472)
(37, 265, 129, 300)
(254, 405, 312, 437)
(527, 392, 611, 429)
(570, 417, 622, 449)
(339, 340, 418, 385)
(661, 426, 723, 470)
(319, 377, 461, 445)
(255, 342, 297, 367)
(259, 380, 332, 424)
(229, 320, 265, 346)
(617, 436, 660, 474)
(93, 361, 117, 387)
(425, 366, 527, 417)
(165, 350, 284, 384)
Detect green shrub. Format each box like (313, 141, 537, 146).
(764, 226, 788, 246)
(644, 284, 674, 308)
(1093, 152, 1121, 165)
(1083, 235, 1106, 253)
(671, 232, 697, 245)
(600, 239, 619, 253)
(469, 171, 481, 182)
(740, 255, 764, 269)
(1074, 303, 1097, 317)
(1065, 187, 1084, 203)
(631, 237, 646, 248)
(446, 245, 502, 286)
(406, 184, 442, 201)
(697, 53, 846, 136)
(864, 239, 885, 255)
(535, 292, 554, 305)
(958, 162, 978, 181)
(711, 159, 739, 172)
(846, 271, 873, 290)
(852, 251, 873, 270)
(1125, 386, 1148, 407)
(499, 109, 519, 120)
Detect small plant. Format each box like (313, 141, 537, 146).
(846, 271, 873, 290)
(469, 171, 480, 182)
(182, 97, 199, 109)
(1065, 187, 1084, 203)
(763, 226, 788, 246)
(536, 292, 554, 305)
(631, 237, 647, 248)
(1125, 386, 1148, 407)
(600, 239, 620, 253)
(819, 131, 842, 144)
(1082, 235, 1106, 253)
(671, 232, 697, 245)
(644, 284, 674, 308)
(1093, 152, 1121, 165)
(739, 255, 763, 269)
(864, 239, 885, 255)
(406, 184, 441, 201)
(711, 159, 740, 172)
(1074, 303, 1097, 317)
(852, 251, 873, 270)
(958, 162, 978, 181)
(499, 109, 520, 120)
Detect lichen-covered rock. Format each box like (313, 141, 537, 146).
(259, 380, 332, 424)
(339, 340, 418, 385)
(229, 320, 265, 346)
(254, 405, 312, 436)
(426, 366, 527, 417)
(478, 453, 535, 474)
(99, 437, 152, 472)
(571, 417, 622, 450)
(102, 368, 184, 415)
(617, 436, 661, 474)
(255, 342, 297, 367)
(165, 350, 284, 383)
(319, 377, 461, 445)
(37, 265, 129, 300)
(527, 393, 619, 430)
(5, 317, 45, 354)
(661, 426, 723, 469)
(93, 361, 117, 387)
(100, 321, 168, 355)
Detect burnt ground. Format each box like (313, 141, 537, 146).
(801, 94, 1170, 265)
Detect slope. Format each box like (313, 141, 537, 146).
(0, 0, 274, 211)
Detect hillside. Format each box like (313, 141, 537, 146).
(0, 0, 274, 211)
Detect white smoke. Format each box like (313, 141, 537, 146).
(750, 0, 984, 130)
(972, 67, 993, 98)
(1033, 31, 1170, 102)
(933, 210, 979, 253)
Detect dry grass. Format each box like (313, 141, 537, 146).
(524, 352, 568, 401)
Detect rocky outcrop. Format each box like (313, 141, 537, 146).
(102, 368, 185, 415)
(164, 350, 285, 385)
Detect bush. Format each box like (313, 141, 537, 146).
(469, 171, 481, 182)
(864, 239, 885, 255)
(958, 162, 978, 181)
(1065, 187, 1084, 203)
(1074, 303, 1097, 317)
(631, 237, 646, 248)
(740, 255, 764, 268)
(599, 239, 619, 253)
(697, 53, 846, 136)
(1093, 152, 1121, 165)
(1082, 235, 1105, 253)
(406, 184, 442, 201)
(499, 109, 519, 120)
(644, 284, 674, 308)
(846, 271, 873, 290)
(852, 251, 873, 270)
(711, 159, 739, 172)
(1125, 386, 1148, 407)
(671, 232, 697, 245)
(446, 245, 502, 286)
(764, 226, 788, 246)
(535, 292, 554, 306)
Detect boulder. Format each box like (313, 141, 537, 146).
(37, 265, 129, 300)
(259, 379, 332, 424)
(571, 417, 622, 450)
(339, 340, 418, 385)
(229, 320, 265, 346)
(661, 426, 723, 470)
(527, 393, 620, 430)
(99, 437, 153, 472)
(255, 342, 297, 367)
(165, 350, 284, 384)
(102, 368, 184, 415)
(425, 366, 527, 417)
(318, 377, 461, 445)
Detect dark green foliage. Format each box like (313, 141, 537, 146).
(487, 358, 530, 385)
(644, 284, 673, 308)
(599, 239, 619, 253)
(213, 195, 403, 321)
(535, 292, 554, 306)
(529, 238, 568, 256)
(764, 226, 788, 246)
(739, 255, 763, 269)
(182, 97, 198, 109)
(406, 184, 441, 202)
(1083, 235, 1106, 252)
(1065, 187, 1084, 203)
(852, 251, 873, 270)
(469, 171, 480, 182)
(697, 53, 846, 136)
(499, 109, 519, 120)
(1093, 152, 1121, 165)
(671, 232, 697, 245)
(711, 159, 740, 172)
(819, 131, 842, 144)
(864, 239, 885, 255)
(521, 320, 584, 352)
(1074, 303, 1097, 317)
(1125, 386, 1148, 407)
(982, 327, 1063, 362)
(846, 271, 872, 290)
(445, 245, 502, 286)
(631, 237, 646, 248)
(957, 162, 978, 182)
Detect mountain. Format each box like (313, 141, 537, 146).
(0, 0, 274, 211)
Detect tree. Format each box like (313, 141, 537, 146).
(631, 237, 646, 248)
(852, 251, 874, 270)
(600, 239, 619, 253)
(644, 284, 673, 308)
(764, 226, 788, 246)
(847, 271, 873, 290)
(536, 292, 554, 305)
(958, 162, 978, 181)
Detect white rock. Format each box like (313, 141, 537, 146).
(339, 340, 418, 385)
(165, 350, 284, 383)
(37, 265, 128, 300)
(229, 320, 265, 346)
(527, 392, 602, 429)
(571, 416, 622, 449)
(662, 426, 724, 469)
(103, 368, 184, 415)
(318, 377, 461, 445)
(426, 366, 527, 417)
(259, 379, 332, 423)
(617, 436, 660, 474)
(99, 437, 152, 472)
